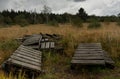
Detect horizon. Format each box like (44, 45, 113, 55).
(0, 0, 120, 16)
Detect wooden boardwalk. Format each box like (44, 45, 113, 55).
(4, 45, 42, 72)
(71, 43, 114, 68)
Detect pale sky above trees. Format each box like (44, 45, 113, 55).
(0, 0, 120, 16)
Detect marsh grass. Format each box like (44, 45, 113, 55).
(0, 22, 120, 79)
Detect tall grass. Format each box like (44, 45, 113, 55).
(0, 22, 120, 79)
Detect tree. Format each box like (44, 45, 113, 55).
(42, 5, 52, 24)
(0, 14, 4, 24)
(77, 8, 88, 21)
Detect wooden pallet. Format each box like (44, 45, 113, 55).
(71, 43, 114, 68)
(3, 45, 42, 72)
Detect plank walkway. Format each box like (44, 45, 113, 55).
(5, 45, 42, 72)
(71, 43, 114, 68)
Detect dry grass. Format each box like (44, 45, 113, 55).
(0, 22, 120, 79)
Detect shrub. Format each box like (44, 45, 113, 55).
(47, 20, 59, 27)
(14, 14, 29, 27)
(116, 20, 120, 26)
(88, 19, 101, 29)
(71, 17, 83, 28)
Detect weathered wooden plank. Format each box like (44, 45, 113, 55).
(75, 51, 103, 54)
(17, 48, 41, 56)
(77, 47, 102, 49)
(72, 56, 104, 60)
(12, 53, 41, 63)
(74, 53, 103, 57)
(45, 42, 50, 48)
(71, 60, 105, 65)
(10, 56, 41, 66)
(20, 45, 41, 53)
(14, 51, 41, 60)
(8, 59, 41, 71)
(50, 42, 55, 48)
(79, 43, 101, 46)
(41, 43, 46, 49)
(23, 35, 42, 46)
(18, 46, 42, 55)
(77, 49, 102, 51)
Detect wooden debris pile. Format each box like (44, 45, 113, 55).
(1, 33, 63, 78)
(18, 33, 63, 51)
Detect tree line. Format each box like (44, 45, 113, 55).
(0, 7, 120, 27)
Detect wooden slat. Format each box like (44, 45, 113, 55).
(12, 53, 41, 63)
(10, 56, 41, 66)
(77, 49, 102, 51)
(17, 48, 41, 56)
(20, 45, 41, 53)
(18, 46, 41, 55)
(71, 60, 105, 65)
(41, 43, 45, 49)
(74, 53, 103, 57)
(8, 59, 41, 71)
(50, 42, 55, 48)
(45, 42, 50, 48)
(72, 56, 104, 60)
(75, 51, 103, 54)
(23, 35, 42, 46)
(15, 50, 41, 57)
(14, 51, 41, 60)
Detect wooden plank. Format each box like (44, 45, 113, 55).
(23, 35, 42, 46)
(45, 42, 50, 48)
(50, 42, 55, 48)
(75, 51, 103, 54)
(14, 51, 41, 60)
(18, 46, 42, 55)
(20, 45, 41, 53)
(71, 60, 105, 65)
(15, 49, 41, 57)
(10, 56, 41, 66)
(12, 53, 41, 63)
(72, 56, 104, 60)
(41, 43, 46, 49)
(79, 43, 101, 46)
(77, 47, 102, 49)
(8, 59, 41, 71)
(76, 49, 103, 51)
(74, 53, 104, 57)
(17, 48, 41, 56)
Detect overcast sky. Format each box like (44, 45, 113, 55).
(0, 0, 120, 16)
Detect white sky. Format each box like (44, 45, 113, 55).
(0, 0, 120, 16)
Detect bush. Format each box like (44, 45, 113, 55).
(14, 14, 29, 27)
(47, 20, 59, 27)
(116, 20, 120, 26)
(88, 19, 101, 29)
(71, 17, 83, 28)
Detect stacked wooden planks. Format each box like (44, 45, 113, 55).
(40, 38, 55, 49)
(71, 43, 114, 68)
(3, 45, 42, 72)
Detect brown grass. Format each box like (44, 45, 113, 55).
(0, 22, 120, 79)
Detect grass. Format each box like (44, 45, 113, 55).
(0, 22, 120, 79)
